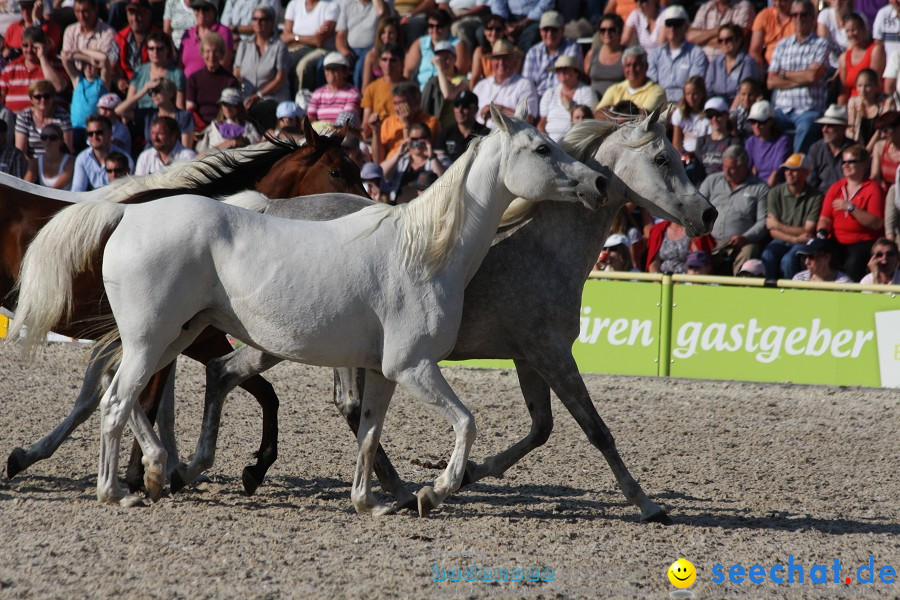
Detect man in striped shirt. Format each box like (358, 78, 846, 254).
(0, 27, 68, 112)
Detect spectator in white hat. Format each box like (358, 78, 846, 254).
(745, 99, 791, 186)
(472, 38, 539, 128)
(522, 10, 583, 96)
(595, 233, 633, 271)
(404, 9, 470, 91)
(306, 51, 361, 126)
(195, 86, 261, 152)
(269, 99, 304, 137)
(96, 92, 132, 151)
(421, 39, 468, 129)
(538, 55, 598, 141)
(648, 4, 709, 103)
(806, 103, 852, 194)
(693, 96, 743, 179)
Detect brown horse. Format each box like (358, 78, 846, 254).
(4, 119, 366, 495)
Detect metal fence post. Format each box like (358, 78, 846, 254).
(658, 274, 673, 377)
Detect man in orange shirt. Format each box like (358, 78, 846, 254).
(749, 0, 793, 68)
(360, 42, 405, 141)
(370, 80, 439, 162)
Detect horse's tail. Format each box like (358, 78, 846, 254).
(9, 200, 127, 357)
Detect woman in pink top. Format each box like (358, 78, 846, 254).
(306, 52, 360, 125)
(179, 0, 234, 78)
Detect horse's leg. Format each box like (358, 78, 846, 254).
(532, 350, 670, 524)
(7, 344, 112, 479)
(171, 346, 283, 494)
(155, 364, 181, 476)
(333, 367, 416, 509)
(390, 361, 476, 517)
(180, 331, 281, 496)
(460, 359, 554, 486)
(126, 392, 168, 502)
(350, 369, 397, 516)
(124, 364, 174, 492)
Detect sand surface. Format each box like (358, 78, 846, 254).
(1, 343, 898, 599)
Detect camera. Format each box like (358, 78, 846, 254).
(410, 139, 425, 149)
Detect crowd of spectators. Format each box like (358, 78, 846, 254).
(0, 0, 898, 285)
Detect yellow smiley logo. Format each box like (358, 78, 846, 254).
(668, 558, 697, 588)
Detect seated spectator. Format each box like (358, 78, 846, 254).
(745, 99, 791, 186)
(361, 42, 404, 141)
(521, 10, 582, 97)
(538, 55, 598, 142)
(646, 219, 716, 273)
(693, 96, 743, 179)
(873, 0, 900, 60)
(472, 38, 538, 127)
(761, 152, 824, 279)
(61, 0, 115, 66)
(122, 78, 195, 150)
(792, 237, 853, 281)
(434, 89, 489, 167)
(621, 0, 663, 51)
(0, 119, 27, 177)
(609, 202, 652, 268)
(334, 0, 387, 90)
(470, 13, 507, 89)
(595, 234, 634, 271)
(767, 0, 829, 154)
(817, 0, 866, 62)
(489, 0, 546, 53)
(410, 169, 438, 197)
(749, 0, 793, 69)
(379, 120, 444, 204)
(6, 0, 62, 52)
(887, 183, 900, 240)
(234, 4, 289, 132)
(595, 45, 665, 113)
(870, 110, 900, 192)
(180, 0, 235, 78)
(729, 77, 761, 137)
(103, 150, 131, 182)
(671, 75, 709, 156)
(24, 123, 73, 189)
(280, 0, 338, 94)
(360, 160, 387, 202)
(108, 0, 157, 97)
(164, 0, 198, 49)
(571, 104, 594, 123)
(268, 99, 303, 138)
(687, 0, 756, 60)
(705, 24, 761, 106)
(421, 40, 468, 129)
(806, 104, 852, 194)
(837, 13, 883, 104)
(0, 27, 69, 112)
(71, 114, 133, 190)
(123, 31, 186, 114)
(195, 87, 260, 152)
(370, 80, 439, 162)
(648, 5, 708, 103)
(361, 15, 405, 92)
(584, 14, 625, 99)
(817, 143, 886, 280)
(220, 0, 281, 43)
(15, 80, 73, 157)
(95, 93, 131, 151)
(685, 249, 714, 275)
(186, 31, 239, 127)
(860, 237, 900, 284)
(700, 144, 769, 275)
(845, 69, 885, 150)
(306, 52, 360, 127)
(134, 115, 196, 175)
(405, 9, 469, 91)
(737, 258, 765, 277)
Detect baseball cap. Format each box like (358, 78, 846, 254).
(323, 52, 350, 69)
(738, 259, 765, 277)
(360, 162, 383, 181)
(685, 250, 711, 268)
(454, 90, 479, 107)
(97, 93, 122, 110)
(660, 5, 689, 24)
(276, 101, 304, 119)
(796, 238, 831, 256)
(603, 233, 631, 248)
(703, 97, 729, 114)
(218, 87, 242, 105)
(433, 40, 455, 56)
(189, 0, 218, 11)
(780, 153, 810, 170)
(124, 0, 151, 11)
(539, 10, 564, 29)
(747, 100, 773, 122)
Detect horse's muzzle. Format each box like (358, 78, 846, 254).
(577, 175, 608, 210)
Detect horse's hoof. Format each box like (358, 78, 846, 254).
(372, 503, 399, 516)
(642, 508, 672, 525)
(416, 486, 441, 517)
(169, 467, 188, 494)
(119, 494, 146, 508)
(125, 470, 145, 493)
(241, 466, 261, 496)
(6, 447, 28, 479)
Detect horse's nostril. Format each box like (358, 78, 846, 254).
(702, 207, 718, 229)
(595, 176, 606, 195)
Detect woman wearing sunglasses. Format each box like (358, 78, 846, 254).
(121, 31, 186, 116)
(404, 9, 469, 91)
(585, 14, 625, 98)
(118, 77, 195, 150)
(470, 13, 507, 88)
(706, 24, 761, 107)
(24, 123, 73, 190)
(14, 80, 73, 158)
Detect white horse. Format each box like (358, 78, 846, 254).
(10, 107, 605, 515)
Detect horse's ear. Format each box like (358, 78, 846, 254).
(303, 117, 319, 147)
(490, 104, 509, 132)
(513, 98, 528, 120)
(643, 103, 664, 129)
(332, 124, 348, 143)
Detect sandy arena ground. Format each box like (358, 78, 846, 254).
(0, 343, 898, 599)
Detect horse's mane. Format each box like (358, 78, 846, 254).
(96, 138, 305, 204)
(498, 117, 657, 227)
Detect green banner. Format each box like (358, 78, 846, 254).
(668, 285, 900, 387)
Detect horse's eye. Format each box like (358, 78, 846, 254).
(330, 169, 342, 178)
(535, 144, 550, 155)
(654, 154, 668, 167)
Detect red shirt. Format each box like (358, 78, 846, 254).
(820, 178, 885, 245)
(0, 56, 67, 113)
(5, 19, 63, 52)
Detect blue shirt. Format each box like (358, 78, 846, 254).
(705, 52, 761, 105)
(71, 144, 134, 191)
(489, 0, 553, 21)
(648, 42, 709, 103)
(522, 37, 583, 96)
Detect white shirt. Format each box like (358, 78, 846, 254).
(671, 107, 711, 153)
(873, 4, 900, 58)
(285, 0, 340, 36)
(539, 83, 598, 141)
(134, 142, 197, 176)
(473, 73, 538, 128)
(860, 271, 900, 285)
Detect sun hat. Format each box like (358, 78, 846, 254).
(433, 40, 456, 56)
(814, 104, 848, 126)
(323, 52, 350, 69)
(360, 162, 383, 181)
(539, 10, 564, 29)
(276, 101, 304, 119)
(218, 87, 242, 105)
(603, 233, 631, 248)
(747, 100, 773, 122)
(703, 97, 729, 114)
